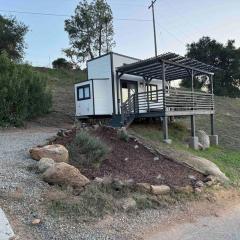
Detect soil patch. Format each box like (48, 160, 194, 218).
(52, 127, 204, 187)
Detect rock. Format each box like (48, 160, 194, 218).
(151, 185, 171, 195)
(153, 156, 160, 161)
(136, 183, 151, 193)
(93, 124, 99, 130)
(188, 175, 197, 181)
(134, 145, 139, 149)
(93, 177, 104, 184)
(38, 158, 55, 173)
(29, 144, 69, 163)
(174, 185, 193, 193)
(121, 198, 136, 211)
(32, 219, 41, 225)
(195, 180, 204, 188)
(204, 175, 216, 183)
(197, 130, 210, 149)
(195, 188, 202, 193)
(124, 157, 129, 161)
(42, 162, 90, 188)
(156, 174, 165, 180)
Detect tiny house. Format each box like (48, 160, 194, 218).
(75, 51, 219, 147)
(75, 52, 163, 117)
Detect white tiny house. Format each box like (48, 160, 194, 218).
(75, 52, 163, 118)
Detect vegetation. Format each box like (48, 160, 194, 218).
(117, 129, 129, 142)
(52, 58, 73, 70)
(0, 15, 28, 61)
(182, 36, 240, 97)
(34, 67, 87, 87)
(0, 53, 52, 126)
(64, 0, 115, 65)
(69, 131, 109, 168)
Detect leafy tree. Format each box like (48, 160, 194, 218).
(181, 37, 240, 97)
(52, 58, 73, 70)
(0, 15, 28, 61)
(64, 0, 115, 64)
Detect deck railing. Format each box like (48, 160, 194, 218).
(121, 89, 214, 125)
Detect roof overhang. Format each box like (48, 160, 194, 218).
(116, 52, 219, 81)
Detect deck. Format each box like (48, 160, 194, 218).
(121, 89, 214, 125)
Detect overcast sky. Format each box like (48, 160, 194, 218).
(0, 0, 239, 67)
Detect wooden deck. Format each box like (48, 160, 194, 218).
(121, 89, 215, 125)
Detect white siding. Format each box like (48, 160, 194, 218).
(93, 79, 112, 115)
(75, 81, 93, 116)
(87, 54, 113, 115)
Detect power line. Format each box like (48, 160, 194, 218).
(0, 9, 151, 22)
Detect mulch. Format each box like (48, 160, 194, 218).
(52, 127, 204, 187)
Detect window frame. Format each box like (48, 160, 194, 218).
(77, 84, 91, 101)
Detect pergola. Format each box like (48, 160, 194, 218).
(116, 52, 219, 146)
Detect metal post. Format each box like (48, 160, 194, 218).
(149, 0, 158, 57)
(190, 69, 196, 137)
(162, 62, 171, 143)
(210, 114, 215, 135)
(116, 72, 120, 115)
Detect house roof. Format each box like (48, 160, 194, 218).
(117, 52, 219, 81)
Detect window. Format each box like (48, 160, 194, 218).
(77, 84, 91, 101)
(145, 84, 158, 101)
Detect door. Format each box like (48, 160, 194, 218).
(121, 80, 138, 103)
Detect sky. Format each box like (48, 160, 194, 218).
(0, 0, 239, 67)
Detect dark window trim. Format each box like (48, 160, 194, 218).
(77, 84, 91, 101)
(146, 84, 158, 102)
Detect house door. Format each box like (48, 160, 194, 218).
(121, 80, 138, 103)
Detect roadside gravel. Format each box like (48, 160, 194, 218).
(0, 127, 237, 240)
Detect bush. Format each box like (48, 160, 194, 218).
(0, 53, 52, 126)
(117, 128, 129, 142)
(69, 131, 109, 168)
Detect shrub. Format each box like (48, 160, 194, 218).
(117, 128, 129, 142)
(69, 131, 109, 168)
(0, 53, 52, 126)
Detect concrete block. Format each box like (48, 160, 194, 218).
(163, 139, 172, 144)
(189, 136, 199, 150)
(209, 135, 219, 146)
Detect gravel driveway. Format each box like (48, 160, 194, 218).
(0, 127, 238, 240)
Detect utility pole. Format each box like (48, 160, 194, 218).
(148, 0, 158, 57)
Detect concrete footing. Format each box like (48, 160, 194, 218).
(209, 135, 219, 146)
(189, 136, 199, 150)
(163, 139, 172, 144)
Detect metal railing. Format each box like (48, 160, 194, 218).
(121, 89, 214, 125)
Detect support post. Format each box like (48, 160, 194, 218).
(209, 75, 218, 146)
(162, 62, 171, 144)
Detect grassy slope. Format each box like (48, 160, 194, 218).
(130, 96, 240, 185)
(30, 67, 87, 126)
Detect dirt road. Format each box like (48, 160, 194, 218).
(146, 203, 240, 240)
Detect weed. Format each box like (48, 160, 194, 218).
(117, 129, 129, 142)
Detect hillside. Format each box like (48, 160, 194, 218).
(29, 67, 87, 127)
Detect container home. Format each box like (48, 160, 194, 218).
(75, 52, 219, 148)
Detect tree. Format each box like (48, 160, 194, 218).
(64, 0, 115, 65)
(52, 58, 73, 70)
(0, 15, 28, 61)
(181, 37, 240, 97)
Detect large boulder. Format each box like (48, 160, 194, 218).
(29, 144, 69, 163)
(197, 130, 210, 149)
(38, 158, 55, 173)
(42, 162, 90, 188)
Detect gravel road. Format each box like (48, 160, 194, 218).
(146, 204, 240, 240)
